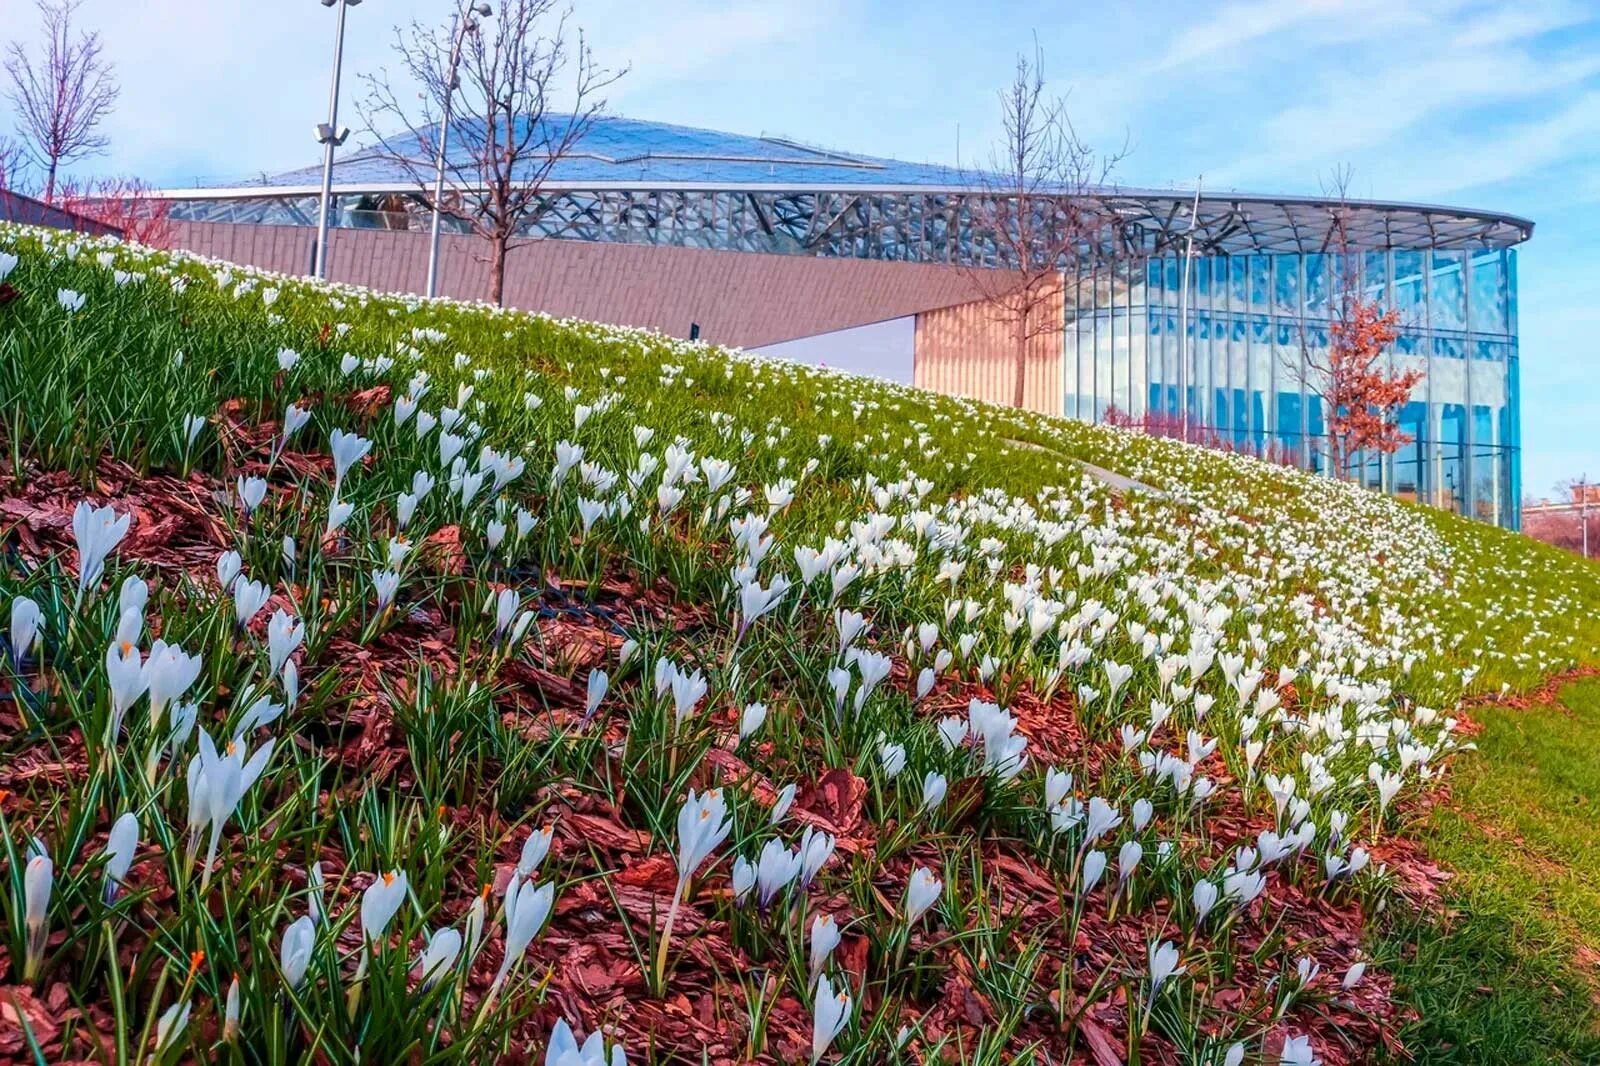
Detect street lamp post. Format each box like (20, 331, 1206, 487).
(314, 0, 360, 281)
(425, 1, 493, 300)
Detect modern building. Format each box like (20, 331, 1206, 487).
(145, 116, 1531, 527)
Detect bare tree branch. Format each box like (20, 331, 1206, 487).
(0, 135, 29, 195)
(4, 0, 119, 203)
(357, 0, 625, 305)
(959, 44, 1126, 408)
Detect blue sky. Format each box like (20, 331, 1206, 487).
(29, 0, 1600, 496)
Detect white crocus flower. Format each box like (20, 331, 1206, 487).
(809, 912, 841, 983)
(583, 669, 608, 723)
(739, 701, 767, 739)
(71, 501, 131, 604)
(517, 825, 554, 879)
(23, 849, 52, 981)
(1147, 940, 1185, 999)
(360, 870, 409, 947)
(371, 569, 401, 611)
(1192, 880, 1219, 925)
(324, 499, 354, 538)
(1280, 1034, 1321, 1066)
(9, 595, 42, 665)
(233, 578, 270, 627)
(153, 999, 191, 1057)
(544, 1018, 626, 1066)
(216, 550, 242, 591)
(236, 476, 268, 515)
(102, 811, 140, 903)
(811, 973, 852, 1064)
(1081, 849, 1108, 893)
(770, 783, 797, 825)
(754, 839, 801, 908)
(187, 731, 276, 887)
(329, 429, 372, 494)
(491, 877, 554, 992)
(104, 639, 148, 742)
(279, 914, 316, 987)
(798, 826, 835, 888)
(904, 866, 941, 924)
(267, 610, 304, 675)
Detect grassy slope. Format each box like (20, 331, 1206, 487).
(1381, 676, 1600, 1064)
(2, 224, 1600, 1061)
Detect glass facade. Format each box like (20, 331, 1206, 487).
(1066, 247, 1521, 528)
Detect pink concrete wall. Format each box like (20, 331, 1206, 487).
(168, 221, 993, 350)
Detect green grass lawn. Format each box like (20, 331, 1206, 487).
(1382, 677, 1600, 1064)
(5, 222, 1600, 1062)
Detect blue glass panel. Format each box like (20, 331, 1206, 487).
(1394, 401, 1427, 502)
(1278, 391, 1302, 452)
(1507, 249, 1519, 334)
(1364, 252, 1387, 303)
(1274, 254, 1300, 316)
(1440, 403, 1467, 514)
(1431, 250, 1466, 331)
(1394, 249, 1425, 326)
(1305, 253, 1330, 318)
(1470, 250, 1508, 335)
(1472, 404, 1497, 523)
(1503, 347, 1521, 529)
(1229, 257, 1247, 308)
(1250, 256, 1270, 307)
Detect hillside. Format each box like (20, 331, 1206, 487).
(2, 221, 1598, 1065)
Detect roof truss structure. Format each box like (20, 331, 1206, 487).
(155, 184, 1532, 266)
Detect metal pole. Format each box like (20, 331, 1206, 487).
(314, 0, 353, 280)
(1582, 475, 1591, 559)
(426, 0, 478, 299)
(1176, 178, 1202, 439)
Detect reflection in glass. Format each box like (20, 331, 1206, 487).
(1073, 245, 1518, 527)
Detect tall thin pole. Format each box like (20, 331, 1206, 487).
(426, 0, 479, 299)
(1582, 475, 1591, 559)
(315, 0, 353, 281)
(1176, 178, 1202, 439)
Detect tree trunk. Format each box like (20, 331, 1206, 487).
(1012, 306, 1028, 409)
(44, 161, 59, 206)
(489, 235, 508, 307)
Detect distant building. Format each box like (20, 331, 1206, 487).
(143, 116, 1530, 527)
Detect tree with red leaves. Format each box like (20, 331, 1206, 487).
(57, 176, 175, 248)
(1295, 168, 1425, 481)
(1313, 298, 1423, 480)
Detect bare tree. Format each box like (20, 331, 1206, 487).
(4, 0, 118, 204)
(359, 0, 624, 306)
(960, 47, 1123, 409)
(0, 135, 28, 194)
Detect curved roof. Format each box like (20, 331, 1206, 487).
(150, 115, 1534, 255)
